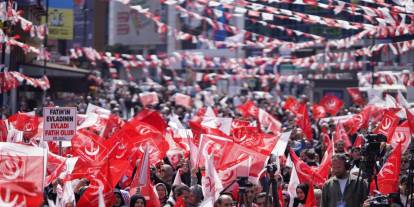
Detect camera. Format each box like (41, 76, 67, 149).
(369, 193, 400, 207)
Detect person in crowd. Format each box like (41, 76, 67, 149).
(113, 188, 128, 207)
(254, 192, 273, 207)
(129, 194, 146, 207)
(187, 185, 204, 207)
(165, 184, 190, 207)
(321, 154, 368, 207)
(154, 183, 169, 205)
(292, 183, 309, 207)
(215, 194, 234, 207)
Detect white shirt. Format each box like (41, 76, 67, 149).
(338, 178, 347, 195)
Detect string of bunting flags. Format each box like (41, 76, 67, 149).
(0, 1, 48, 40)
(0, 71, 50, 93)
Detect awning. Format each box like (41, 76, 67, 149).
(20, 63, 89, 78)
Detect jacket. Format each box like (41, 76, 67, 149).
(320, 175, 368, 207)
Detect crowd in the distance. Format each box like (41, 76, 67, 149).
(2, 75, 414, 207)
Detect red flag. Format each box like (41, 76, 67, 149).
(296, 104, 313, 140)
(8, 112, 40, 140)
(312, 104, 326, 120)
(132, 109, 167, 135)
(139, 92, 159, 107)
(74, 159, 130, 206)
(334, 122, 352, 150)
(353, 134, 364, 148)
(284, 96, 300, 115)
(289, 149, 326, 187)
(107, 121, 169, 165)
(237, 100, 259, 117)
(45, 152, 66, 186)
(316, 137, 333, 181)
(370, 143, 402, 194)
(232, 126, 278, 155)
(197, 134, 233, 168)
(0, 142, 45, 207)
(320, 95, 343, 115)
(389, 121, 412, 153)
(374, 110, 399, 142)
(347, 87, 366, 105)
(101, 114, 124, 139)
(71, 129, 109, 162)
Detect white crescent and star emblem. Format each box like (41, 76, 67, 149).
(0, 189, 25, 207)
(381, 117, 392, 130)
(84, 142, 100, 157)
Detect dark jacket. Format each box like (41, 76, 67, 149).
(320, 175, 368, 207)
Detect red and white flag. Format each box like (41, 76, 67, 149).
(0, 142, 46, 207)
(139, 92, 159, 107)
(320, 95, 343, 115)
(347, 87, 366, 106)
(374, 110, 399, 142)
(283, 96, 300, 115)
(371, 143, 402, 194)
(312, 104, 326, 120)
(71, 129, 108, 162)
(389, 121, 412, 153)
(202, 154, 223, 203)
(130, 145, 161, 207)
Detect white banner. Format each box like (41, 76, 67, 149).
(43, 107, 77, 141)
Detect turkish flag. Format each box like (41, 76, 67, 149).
(296, 104, 313, 140)
(0, 142, 45, 207)
(347, 87, 366, 105)
(320, 95, 344, 115)
(312, 104, 326, 120)
(284, 96, 300, 115)
(139, 92, 159, 106)
(374, 110, 399, 142)
(71, 129, 109, 162)
(237, 100, 259, 117)
(370, 143, 402, 194)
(132, 109, 167, 135)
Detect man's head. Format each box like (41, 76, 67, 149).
(216, 194, 233, 207)
(254, 192, 273, 207)
(331, 154, 349, 179)
(245, 182, 256, 203)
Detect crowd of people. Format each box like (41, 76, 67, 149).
(1, 76, 414, 207)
